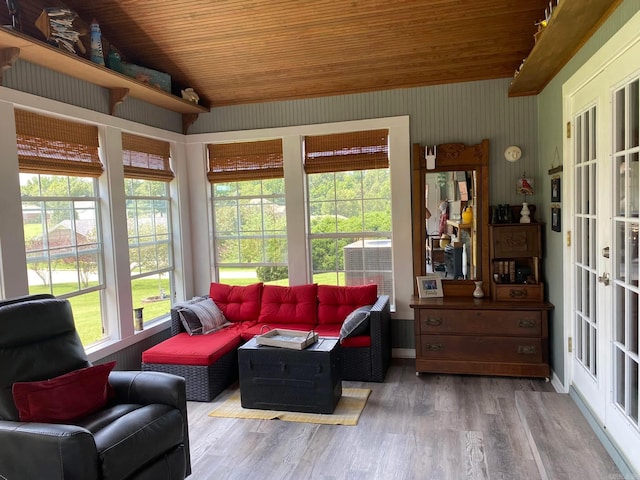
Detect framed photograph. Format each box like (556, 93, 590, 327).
(551, 207, 561, 232)
(416, 275, 444, 298)
(551, 177, 561, 202)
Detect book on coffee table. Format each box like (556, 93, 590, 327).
(255, 329, 319, 350)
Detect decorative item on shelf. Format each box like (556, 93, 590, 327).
(473, 280, 485, 298)
(5, 0, 21, 31)
(461, 206, 473, 224)
(516, 173, 534, 223)
(35, 8, 86, 55)
(133, 307, 144, 331)
(89, 19, 105, 65)
(106, 47, 122, 73)
(121, 62, 171, 92)
(181, 87, 200, 103)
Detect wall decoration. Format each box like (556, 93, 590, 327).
(551, 207, 561, 232)
(551, 176, 561, 202)
(416, 275, 443, 298)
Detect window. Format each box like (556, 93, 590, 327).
(17, 110, 106, 346)
(208, 140, 288, 285)
(305, 129, 393, 304)
(123, 133, 175, 325)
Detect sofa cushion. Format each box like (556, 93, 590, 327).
(258, 284, 318, 325)
(313, 324, 371, 347)
(339, 305, 373, 341)
(12, 361, 116, 423)
(317, 284, 378, 324)
(209, 282, 263, 323)
(142, 330, 241, 366)
(177, 298, 229, 335)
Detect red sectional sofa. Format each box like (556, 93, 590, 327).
(142, 282, 391, 401)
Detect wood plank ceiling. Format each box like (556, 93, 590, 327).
(50, 0, 548, 107)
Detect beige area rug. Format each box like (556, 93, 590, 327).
(208, 388, 371, 426)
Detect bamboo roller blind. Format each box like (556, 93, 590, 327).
(122, 133, 174, 182)
(207, 139, 283, 183)
(304, 129, 389, 174)
(15, 110, 103, 177)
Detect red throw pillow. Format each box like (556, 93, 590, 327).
(209, 282, 263, 322)
(317, 284, 378, 324)
(12, 361, 116, 423)
(258, 284, 318, 325)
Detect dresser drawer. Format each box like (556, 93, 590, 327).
(494, 283, 544, 302)
(417, 309, 542, 336)
(419, 335, 543, 363)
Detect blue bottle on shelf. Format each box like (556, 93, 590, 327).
(90, 19, 105, 65)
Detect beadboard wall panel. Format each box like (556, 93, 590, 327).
(2, 59, 183, 132)
(96, 329, 171, 370)
(194, 78, 539, 208)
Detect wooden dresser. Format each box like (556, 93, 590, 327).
(410, 296, 552, 379)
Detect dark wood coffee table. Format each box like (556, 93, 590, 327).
(238, 336, 342, 414)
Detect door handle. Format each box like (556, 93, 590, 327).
(598, 272, 610, 286)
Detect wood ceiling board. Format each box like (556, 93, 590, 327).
(12, 0, 618, 106)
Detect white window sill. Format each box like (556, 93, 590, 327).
(86, 315, 171, 363)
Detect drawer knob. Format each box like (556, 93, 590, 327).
(425, 343, 443, 351)
(517, 345, 537, 355)
(519, 320, 535, 328)
(425, 317, 442, 326)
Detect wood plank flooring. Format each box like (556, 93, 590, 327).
(515, 391, 623, 480)
(185, 359, 619, 480)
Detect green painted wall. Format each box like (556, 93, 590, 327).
(537, 0, 640, 383)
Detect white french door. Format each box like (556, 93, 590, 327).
(565, 20, 640, 474)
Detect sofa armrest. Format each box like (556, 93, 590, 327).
(0, 421, 98, 480)
(368, 295, 391, 382)
(108, 370, 190, 475)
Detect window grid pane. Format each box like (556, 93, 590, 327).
(126, 178, 174, 323)
(21, 173, 105, 346)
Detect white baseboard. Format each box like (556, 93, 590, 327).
(550, 370, 567, 393)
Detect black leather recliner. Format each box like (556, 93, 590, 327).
(0, 294, 191, 479)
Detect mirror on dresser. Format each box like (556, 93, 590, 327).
(411, 140, 490, 297)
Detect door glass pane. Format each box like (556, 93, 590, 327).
(630, 153, 639, 218)
(615, 222, 626, 281)
(630, 360, 638, 423)
(616, 155, 626, 216)
(615, 285, 625, 343)
(630, 290, 638, 354)
(615, 88, 626, 152)
(630, 80, 639, 148)
(616, 347, 626, 408)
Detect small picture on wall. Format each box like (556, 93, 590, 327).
(551, 177, 561, 202)
(551, 207, 561, 232)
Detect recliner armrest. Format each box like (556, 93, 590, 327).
(108, 370, 191, 476)
(108, 370, 186, 409)
(0, 421, 99, 480)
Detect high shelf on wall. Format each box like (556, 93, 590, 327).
(508, 0, 623, 97)
(0, 27, 209, 133)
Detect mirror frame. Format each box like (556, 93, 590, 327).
(412, 140, 490, 297)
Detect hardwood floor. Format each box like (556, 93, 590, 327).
(185, 359, 618, 480)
